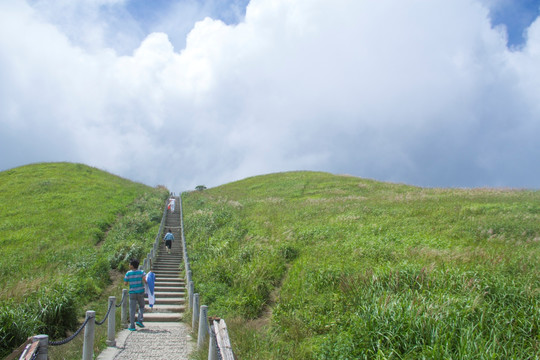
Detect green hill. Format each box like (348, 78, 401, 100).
(182, 171, 540, 359)
(0, 162, 168, 357)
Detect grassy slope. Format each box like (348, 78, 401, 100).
(0, 162, 168, 357)
(182, 171, 540, 359)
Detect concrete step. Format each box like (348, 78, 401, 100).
(152, 271, 181, 276)
(141, 312, 183, 322)
(155, 278, 184, 284)
(154, 260, 182, 264)
(152, 290, 185, 297)
(154, 256, 182, 261)
(153, 266, 182, 272)
(155, 291, 185, 298)
(152, 267, 181, 273)
(155, 285, 185, 291)
(155, 279, 185, 285)
(148, 304, 185, 313)
(156, 254, 182, 259)
(148, 297, 186, 305)
(146, 302, 186, 311)
(154, 273, 183, 277)
(153, 274, 181, 280)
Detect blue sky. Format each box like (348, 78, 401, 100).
(113, 0, 540, 49)
(1, 0, 540, 190)
(127, 0, 250, 26)
(488, 0, 540, 46)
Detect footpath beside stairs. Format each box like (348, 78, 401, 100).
(144, 199, 185, 322)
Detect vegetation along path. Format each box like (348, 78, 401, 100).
(97, 196, 194, 360)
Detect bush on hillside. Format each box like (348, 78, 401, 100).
(0, 282, 78, 358)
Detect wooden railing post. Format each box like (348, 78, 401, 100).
(106, 296, 116, 346)
(82, 310, 95, 360)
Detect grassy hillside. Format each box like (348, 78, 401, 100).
(182, 171, 540, 359)
(0, 162, 169, 357)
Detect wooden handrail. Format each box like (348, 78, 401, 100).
(4, 337, 31, 360)
(213, 319, 234, 360)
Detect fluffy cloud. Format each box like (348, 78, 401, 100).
(1, 0, 539, 190)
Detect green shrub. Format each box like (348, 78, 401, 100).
(36, 283, 79, 339)
(0, 302, 40, 358)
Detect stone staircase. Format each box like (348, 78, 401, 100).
(144, 197, 186, 322)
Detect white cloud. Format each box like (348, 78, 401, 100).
(1, 0, 539, 190)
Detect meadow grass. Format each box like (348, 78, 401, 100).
(0, 162, 168, 358)
(182, 171, 540, 359)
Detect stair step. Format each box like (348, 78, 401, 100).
(153, 280, 184, 286)
(153, 264, 182, 268)
(147, 297, 186, 305)
(155, 277, 183, 283)
(155, 285, 185, 291)
(155, 284, 184, 290)
(141, 312, 183, 322)
(153, 272, 181, 277)
(147, 303, 186, 311)
(155, 291, 185, 298)
(152, 269, 181, 274)
(152, 266, 181, 271)
(155, 279, 184, 284)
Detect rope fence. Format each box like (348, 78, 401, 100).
(7, 292, 128, 360)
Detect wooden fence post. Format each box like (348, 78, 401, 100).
(82, 310, 95, 360)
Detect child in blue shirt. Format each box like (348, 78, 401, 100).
(124, 259, 147, 331)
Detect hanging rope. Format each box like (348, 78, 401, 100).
(95, 300, 114, 326)
(49, 314, 93, 346)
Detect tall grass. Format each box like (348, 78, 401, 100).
(182, 171, 540, 359)
(0, 162, 168, 357)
